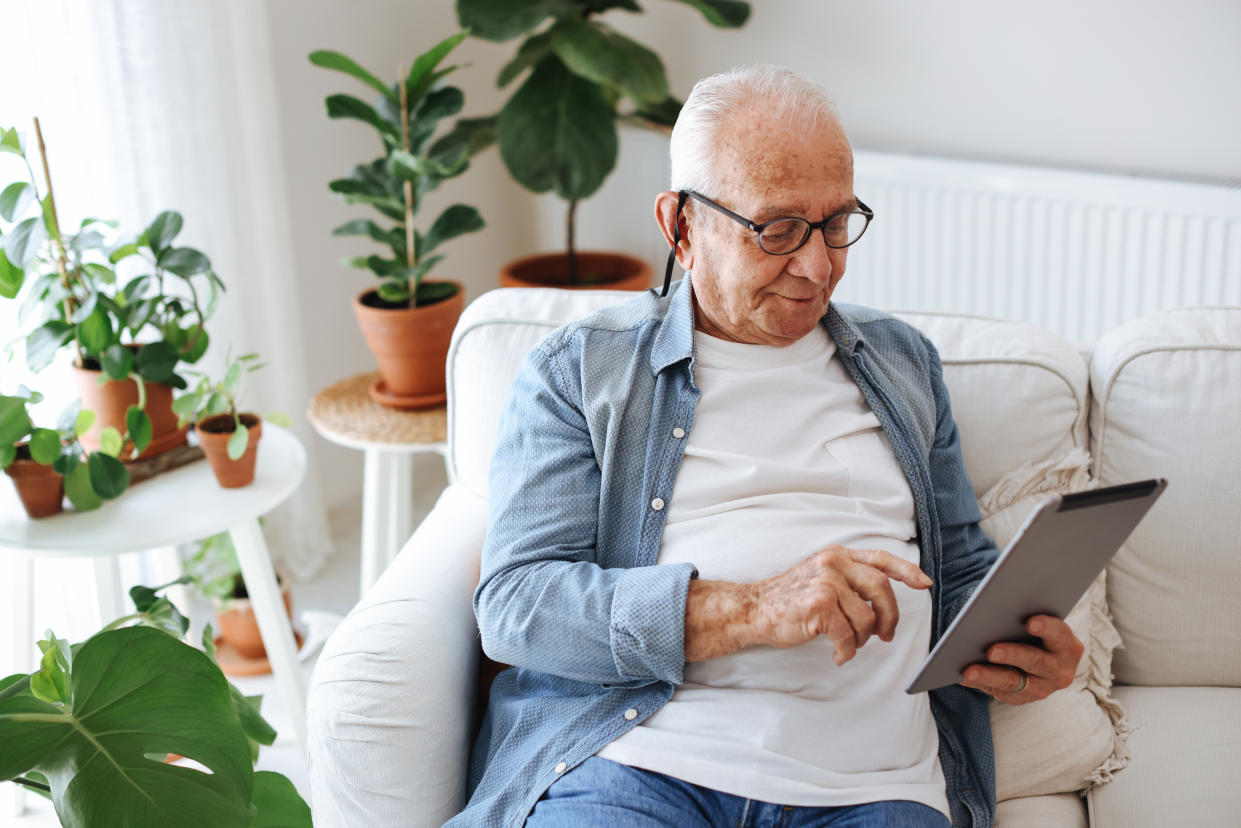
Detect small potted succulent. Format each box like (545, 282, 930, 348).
(455, 0, 751, 289)
(0, 122, 223, 458)
(172, 349, 291, 488)
(0, 390, 132, 518)
(310, 32, 486, 409)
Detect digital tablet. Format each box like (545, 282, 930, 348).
(906, 477, 1168, 694)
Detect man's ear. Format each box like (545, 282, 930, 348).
(654, 190, 694, 270)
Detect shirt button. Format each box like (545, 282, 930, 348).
(650, 497, 665, 511)
(672, 427, 686, 439)
(554, 762, 567, 774)
(624, 708, 638, 721)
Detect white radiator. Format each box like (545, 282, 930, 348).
(840, 150, 1241, 344)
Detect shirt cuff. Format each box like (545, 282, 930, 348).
(609, 562, 699, 685)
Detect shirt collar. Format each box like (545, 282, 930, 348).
(648, 273, 868, 376)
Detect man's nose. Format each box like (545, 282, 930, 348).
(786, 230, 834, 283)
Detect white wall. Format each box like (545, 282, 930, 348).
(264, 0, 1241, 514)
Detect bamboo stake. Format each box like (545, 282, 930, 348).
(33, 116, 83, 366)
(398, 66, 416, 303)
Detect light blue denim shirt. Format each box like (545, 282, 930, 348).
(449, 276, 999, 828)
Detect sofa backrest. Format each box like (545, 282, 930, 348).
(1089, 306, 1241, 687)
(446, 287, 1088, 507)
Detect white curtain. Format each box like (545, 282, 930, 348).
(0, 0, 333, 579)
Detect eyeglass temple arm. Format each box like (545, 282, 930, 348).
(660, 190, 691, 298)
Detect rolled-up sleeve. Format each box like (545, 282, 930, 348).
(474, 342, 695, 686)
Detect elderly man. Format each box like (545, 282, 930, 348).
(450, 65, 1083, 828)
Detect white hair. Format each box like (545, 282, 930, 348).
(669, 64, 840, 197)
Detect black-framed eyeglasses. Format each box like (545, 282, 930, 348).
(660, 190, 874, 296)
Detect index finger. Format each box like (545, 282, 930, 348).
(846, 548, 933, 589)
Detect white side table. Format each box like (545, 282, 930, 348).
(307, 372, 448, 596)
(0, 426, 308, 757)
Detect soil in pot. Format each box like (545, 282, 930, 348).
(353, 281, 464, 410)
(500, 251, 652, 291)
(196, 413, 262, 488)
(4, 444, 64, 518)
(73, 350, 188, 459)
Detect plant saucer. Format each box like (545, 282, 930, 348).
(368, 378, 446, 410)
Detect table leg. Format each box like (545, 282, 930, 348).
(360, 448, 388, 594)
(7, 554, 32, 818)
(93, 555, 125, 626)
(392, 453, 413, 566)
(228, 518, 307, 753)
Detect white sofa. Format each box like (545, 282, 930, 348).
(306, 288, 1241, 827)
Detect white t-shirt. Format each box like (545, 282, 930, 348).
(596, 324, 949, 818)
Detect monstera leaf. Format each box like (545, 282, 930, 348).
(0, 626, 255, 827)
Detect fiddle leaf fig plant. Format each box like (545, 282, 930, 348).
(456, 0, 751, 282)
(0, 583, 311, 827)
(173, 348, 292, 461)
(310, 31, 487, 307)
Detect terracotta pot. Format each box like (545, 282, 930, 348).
(4, 448, 64, 518)
(499, 251, 652, 291)
(197, 413, 262, 488)
(215, 587, 293, 660)
(352, 280, 464, 410)
(72, 353, 188, 459)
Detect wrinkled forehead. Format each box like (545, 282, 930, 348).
(713, 109, 854, 216)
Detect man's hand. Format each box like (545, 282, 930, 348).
(684, 545, 932, 664)
(958, 615, 1084, 705)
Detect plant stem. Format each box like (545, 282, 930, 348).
(398, 65, 416, 305)
(567, 199, 579, 286)
(98, 613, 141, 633)
(13, 776, 52, 793)
(33, 117, 83, 366)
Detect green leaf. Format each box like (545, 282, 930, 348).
(29, 638, 70, 705)
(130, 584, 161, 612)
(55, 399, 80, 433)
(68, 230, 107, 256)
(202, 622, 217, 661)
(0, 247, 23, 298)
(88, 450, 130, 498)
(456, 0, 574, 42)
(80, 261, 116, 285)
(630, 94, 682, 129)
(205, 392, 231, 418)
(498, 56, 618, 200)
(52, 447, 79, 477)
(227, 423, 249, 461)
(328, 178, 404, 220)
(414, 279, 460, 307)
(405, 31, 469, 104)
(180, 324, 210, 364)
(497, 30, 556, 87)
(0, 626, 255, 826)
(126, 405, 153, 454)
(309, 50, 398, 103)
(67, 290, 98, 324)
(74, 409, 94, 437)
(40, 195, 60, 242)
(108, 241, 140, 263)
(137, 597, 191, 638)
(0, 443, 15, 469)
(28, 428, 61, 465)
(0, 181, 34, 222)
(376, 281, 411, 303)
(222, 362, 243, 396)
(551, 19, 668, 105)
(365, 255, 406, 277)
(388, 149, 467, 183)
(422, 204, 484, 256)
(76, 306, 116, 354)
(665, 0, 751, 27)
(101, 343, 134, 380)
(0, 126, 24, 156)
(145, 210, 184, 254)
(135, 340, 178, 382)
(80, 216, 119, 230)
(231, 686, 276, 749)
(325, 94, 399, 139)
(263, 412, 292, 428)
(250, 770, 313, 828)
(3, 216, 46, 267)
(121, 274, 152, 303)
(158, 246, 211, 276)
(62, 459, 103, 510)
(428, 115, 498, 165)
(25, 321, 73, 372)
(0, 395, 33, 445)
(98, 427, 123, 458)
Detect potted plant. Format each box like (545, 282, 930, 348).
(0, 121, 223, 458)
(0, 582, 312, 827)
(172, 349, 292, 488)
(455, 0, 751, 289)
(183, 529, 293, 668)
(310, 32, 486, 409)
(0, 391, 132, 517)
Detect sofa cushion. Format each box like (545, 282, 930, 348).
(1089, 307, 1241, 686)
(894, 311, 1089, 497)
(995, 792, 1087, 828)
(977, 449, 1129, 801)
(1085, 685, 1241, 828)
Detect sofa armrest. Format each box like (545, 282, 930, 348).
(307, 484, 488, 828)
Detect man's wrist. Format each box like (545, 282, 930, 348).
(684, 579, 760, 663)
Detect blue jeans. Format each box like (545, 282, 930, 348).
(527, 757, 951, 827)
